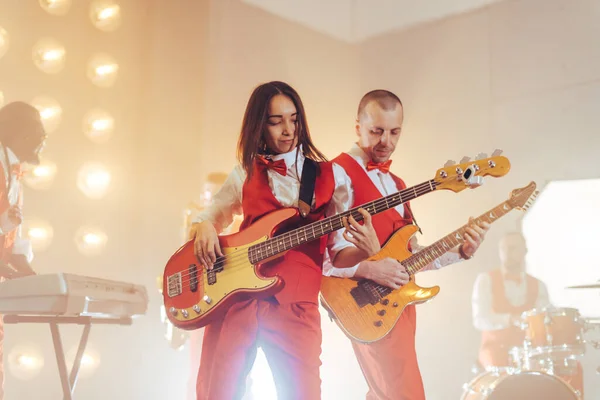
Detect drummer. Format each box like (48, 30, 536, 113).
(471, 231, 584, 396)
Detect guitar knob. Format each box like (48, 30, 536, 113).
(203, 295, 212, 304)
(169, 307, 178, 316)
(380, 299, 389, 306)
(182, 309, 189, 318)
(378, 310, 386, 316)
(374, 320, 383, 327)
(393, 302, 399, 307)
(193, 305, 201, 314)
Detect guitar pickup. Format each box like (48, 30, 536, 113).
(207, 269, 217, 285)
(350, 281, 380, 308)
(189, 264, 198, 292)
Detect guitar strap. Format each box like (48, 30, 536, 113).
(298, 157, 317, 218)
(403, 201, 423, 235)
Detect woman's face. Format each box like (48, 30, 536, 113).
(264, 94, 298, 154)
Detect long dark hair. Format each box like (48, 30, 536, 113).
(236, 81, 327, 177)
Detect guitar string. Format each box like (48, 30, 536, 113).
(173, 182, 438, 287)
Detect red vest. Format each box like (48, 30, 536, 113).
(479, 269, 540, 367)
(333, 152, 420, 332)
(489, 269, 539, 315)
(240, 158, 335, 304)
(333, 153, 414, 246)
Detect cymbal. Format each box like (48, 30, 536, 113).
(566, 281, 600, 289)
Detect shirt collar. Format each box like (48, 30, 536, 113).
(270, 144, 304, 170)
(0, 143, 20, 165)
(502, 269, 526, 284)
(347, 143, 371, 168)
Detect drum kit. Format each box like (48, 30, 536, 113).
(462, 281, 600, 400)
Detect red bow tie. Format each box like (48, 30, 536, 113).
(366, 160, 392, 173)
(257, 156, 287, 176)
(11, 164, 24, 179)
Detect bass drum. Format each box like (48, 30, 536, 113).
(461, 369, 579, 400)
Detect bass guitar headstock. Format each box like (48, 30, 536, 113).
(434, 149, 510, 192)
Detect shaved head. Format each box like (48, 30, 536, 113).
(357, 90, 402, 121)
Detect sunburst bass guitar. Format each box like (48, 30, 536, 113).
(163, 154, 510, 330)
(320, 181, 538, 343)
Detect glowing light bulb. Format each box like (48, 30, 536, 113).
(90, 1, 121, 32)
(32, 38, 66, 74)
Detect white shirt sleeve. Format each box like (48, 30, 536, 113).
(0, 145, 16, 235)
(410, 236, 463, 272)
(0, 210, 18, 235)
(472, 272, 512, 331)
(0, 145, 33, 262)
(323, 163, 359, 278)
(192, 165, 245, 234)
(11, 224, 34, 263)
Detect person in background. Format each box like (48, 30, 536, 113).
(0, 101, 47, 400)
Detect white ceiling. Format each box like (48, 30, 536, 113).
(242, 0, 503, 43)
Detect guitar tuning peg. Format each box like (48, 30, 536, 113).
(492, 149, 503, 157)
(460, 156, 471, 163)
(475, 153, 488, 160)
(444, 160, 456, 167)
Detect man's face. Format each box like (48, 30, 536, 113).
(499, 234, 528, 272)
(9, 117, 47, 164)
(356, 101, 403, 163)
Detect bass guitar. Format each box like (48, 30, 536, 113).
(163, 154, 510, 330)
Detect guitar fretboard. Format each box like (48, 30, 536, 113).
(247, 180, 438, 264)
(365, 200, 516, 299)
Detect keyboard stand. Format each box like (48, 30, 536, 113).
(3, 315, 132, 400)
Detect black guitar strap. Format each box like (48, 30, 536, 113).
(298, 157, 317, 218)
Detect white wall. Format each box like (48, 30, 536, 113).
(4, 0, 597, 398)
(357, 0, 600, 398)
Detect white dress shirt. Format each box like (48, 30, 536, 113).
(194, 145, 351, 234)
(323, 144, 462, 278)
(0, 144, 33, 262)
(471, 270, 551, 331)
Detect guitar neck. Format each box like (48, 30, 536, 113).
(403, 200, 515, 275)
(248, 179, 438, 264)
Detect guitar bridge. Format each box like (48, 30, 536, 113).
(350, 280, 380, 308)
(166, 272, 182, 298)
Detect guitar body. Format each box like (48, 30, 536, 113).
(320, 225, 440, 343)
(163, 208, 297, 330)
(161, 155, 513, 332)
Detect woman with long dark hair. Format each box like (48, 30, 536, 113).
(189, 81, 379, 399)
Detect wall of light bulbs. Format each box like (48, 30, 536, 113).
(0, 0, 127, 387)
(0, 0, 124, 259)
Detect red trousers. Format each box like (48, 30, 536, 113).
(196, 298, 322, 400)
(0, 313, 3, 400)
(351, 305, 425, 400)
(0, 276, 4, 400)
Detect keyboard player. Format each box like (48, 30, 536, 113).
(0, 102, 47, 399)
